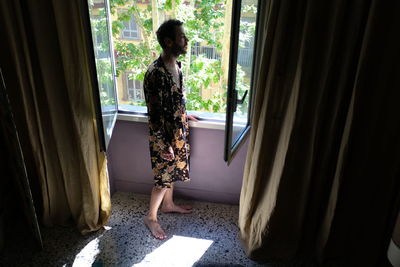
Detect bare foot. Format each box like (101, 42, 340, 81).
(160, 204, 193, 214)
(143, 216, 167, 239)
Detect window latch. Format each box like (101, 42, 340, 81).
(233, 89, 248, 112)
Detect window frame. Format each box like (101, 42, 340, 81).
(83, 0, 118, 151)
(125, 73, 145, 102)
(120, 13, 141, 41)
(85, 0, 263, 153)
(224, 0, 262, 163)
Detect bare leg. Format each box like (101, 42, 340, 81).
(160, 183, 192, 213)
(144, 186, 168, 239)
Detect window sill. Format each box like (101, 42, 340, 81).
(117, 112, 226, 130)
(121, 37, 142, 41)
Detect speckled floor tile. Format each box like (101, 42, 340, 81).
(2, 192, 312, 267)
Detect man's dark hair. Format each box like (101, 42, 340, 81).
(156, 19, 183, 49)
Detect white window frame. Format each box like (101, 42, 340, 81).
(107, 1, 262, 136)
(125, 74, 144, 101)
(121, 15, 141, 41)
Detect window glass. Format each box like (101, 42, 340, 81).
(85, 0, 260, 156)
(109, 0, 231, 117)
(87, 0, 118, 150)
(224, 0, 259, 163)
(122, 15, 141, 40)
(231, 0, 257, 145)
(126, 73, 144, 101)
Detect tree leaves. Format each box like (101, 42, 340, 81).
(109, 0, 249, 113)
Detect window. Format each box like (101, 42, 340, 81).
(224, 0, 260, 163)
(121, 16, 141, 40)
(237, 17, 255, 67)
(86, 0, 117, 151)
(85, 0, 263, 163)
(93, 24, 109, 58)
(110, 1, 233, 116)
(125, 74, 144, 101)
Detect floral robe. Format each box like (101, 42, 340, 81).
(143, 56, 190, 188)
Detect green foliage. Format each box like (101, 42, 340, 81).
(96, 59, 116, 106)
(113, 41, 154, 78)
(109, 0, 256, 114)
(88, 7, 116, 107)
(129, 100, 147, 106)
(239, 20, 256, 48)
(111, 0, 161, 80)
(184, 55, 225, 112)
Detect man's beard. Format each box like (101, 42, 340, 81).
(172, 44, 186, 57)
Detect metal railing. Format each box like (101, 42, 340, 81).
(237, 47, 253, 67)
(191, 45, 221, 60)
(191, 44, 253, 67)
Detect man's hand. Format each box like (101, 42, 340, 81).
(187, 114, 200, 121)
(160, 146, 175, 161)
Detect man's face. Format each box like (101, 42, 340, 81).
(171, 25, 188, 56)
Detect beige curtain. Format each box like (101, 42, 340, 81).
(0, 0, 111, 234)
(240, 0, 400, 265)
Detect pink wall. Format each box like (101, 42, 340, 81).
(107, 120, 249, 204)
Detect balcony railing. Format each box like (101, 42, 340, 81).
(238, 47, 253, 67)
(191, 44, 252, 67)
(191, 45, 221, 60)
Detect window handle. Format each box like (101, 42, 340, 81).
(233, 89, 248, 112)
(237, 90, 248, 105)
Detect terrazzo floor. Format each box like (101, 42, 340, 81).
(3, 192, 308, 266)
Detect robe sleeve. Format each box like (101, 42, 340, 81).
(143, 70, 172, 152)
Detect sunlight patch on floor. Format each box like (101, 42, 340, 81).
(72, 226, 112, 267)
(72, 238, 100, 266)
(134, 235, 214, 267)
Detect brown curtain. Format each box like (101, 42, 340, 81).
(239, 0, 400, 265)
(0, 0, 111, 234)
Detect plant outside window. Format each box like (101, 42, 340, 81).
(107, 0, 257, 116)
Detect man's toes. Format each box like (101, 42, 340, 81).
(160, 204, 193, 213)
(180, 207, 192, 214)
(154, 228, 167, 239)
(156, 233, 167, 239)
(144, 217, 167, 239)
(181, 205, 192, 210)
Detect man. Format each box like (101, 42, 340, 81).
(143, 19, 199, 239)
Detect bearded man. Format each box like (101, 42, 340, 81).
(143, 19, 199, 239)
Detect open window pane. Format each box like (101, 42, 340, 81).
(86, 0, 118, 150)
(224, 0, 259, 163)
(232, 0, 257, 145)
(109, 1, 231, 118)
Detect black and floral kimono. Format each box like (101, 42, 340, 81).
(143, 56, 190, 188)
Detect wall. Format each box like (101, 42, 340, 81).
(107, 118, 249, 204)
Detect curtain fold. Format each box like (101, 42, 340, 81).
(239, 0, 400, 265)
(0, 0, 111, 234)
